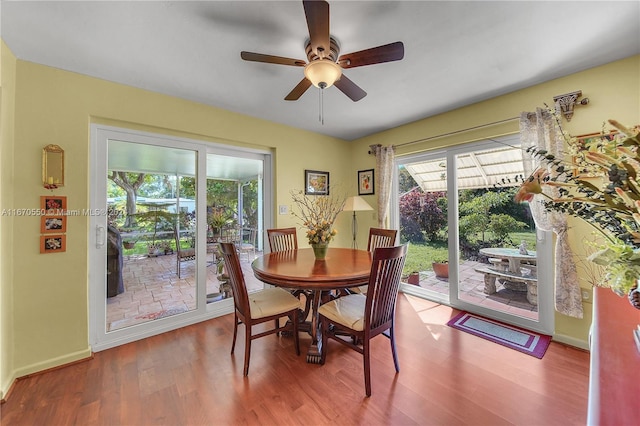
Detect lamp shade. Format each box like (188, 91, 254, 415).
(343, 196, 374, 212)
(304, 60, 342, 89)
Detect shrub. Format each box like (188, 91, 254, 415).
(399, 189, 447, 243)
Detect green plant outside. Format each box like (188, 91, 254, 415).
(403, 241, 448, 275)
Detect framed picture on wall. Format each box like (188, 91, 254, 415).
(40, 195, 67, 214)
(40, 234, 66, 253)
(358, 169, 374, 195)
(305, 170, 329, 195)
(40, 215, 67, 234)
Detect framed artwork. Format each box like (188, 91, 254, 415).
(40, 234, 66, 253)
(40, 195, 67, 214)
(358, 169, 375, 195)
(41, 215, 67, 233)
(305, 170, 330, 195)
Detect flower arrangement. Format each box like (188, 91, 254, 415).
(290, 188, 345, 245)
(515, 117, 640, 295)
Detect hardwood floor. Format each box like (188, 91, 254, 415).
(1, 294, 590, 425)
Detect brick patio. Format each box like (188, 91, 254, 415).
(106, 253, 537, 331)
(106, 251, 263, 331)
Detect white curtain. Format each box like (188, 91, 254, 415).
(369, 144, 396, 228)
(520, 108, 583, 318)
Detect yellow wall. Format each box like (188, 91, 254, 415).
(4, 58, 353, 393)
(1, 41, 17, 400)
(2, 43, 638, 398)
(351, 55, 640, 347)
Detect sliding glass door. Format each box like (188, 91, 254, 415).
(90, 125, 271, 351)
(393, 135, 553, 333)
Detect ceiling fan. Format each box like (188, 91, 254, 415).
(240, 0, 404, 102)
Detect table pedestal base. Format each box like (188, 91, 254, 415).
(282, 289, 330, 364)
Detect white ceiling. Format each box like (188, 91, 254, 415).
(2, 1, 639, 141)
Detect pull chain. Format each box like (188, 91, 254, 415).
(318, 88, 324, 125)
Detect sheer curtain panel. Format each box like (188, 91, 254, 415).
(520, 108, 583, 318)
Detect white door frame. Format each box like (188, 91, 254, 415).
(89, 124, 272, 351)
(392, 136, 554, 335)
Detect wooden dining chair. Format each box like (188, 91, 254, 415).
(267, 227, 298, 252)
(367, 227, 398, 252)
(219, 242, 301, 376)
(347, 227, 398, 294)
(318, 244, 408, 397)
(265, 227, 311, 315)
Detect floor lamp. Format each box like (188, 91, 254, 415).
(343, 196, 373, 249)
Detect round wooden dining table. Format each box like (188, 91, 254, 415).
(252, 247, 372, 363)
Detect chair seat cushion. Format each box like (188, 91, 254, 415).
(318, 294, 366, 331)
(249, 288, 301, 319)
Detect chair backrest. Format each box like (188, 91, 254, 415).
(241, 227, 257, 246)
(173, 228, 192, 258)
(364, 244, 408, 333)
(221, 225, 239, 244)
(367, 228, 398, 252)
(219, 242, 250, 315)
(267, 227, 298, 252)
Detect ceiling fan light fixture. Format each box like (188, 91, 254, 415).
(304, 60, 342, 89)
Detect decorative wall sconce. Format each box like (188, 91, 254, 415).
(42, 144, 64, 189)
(553, 90, 589, 122)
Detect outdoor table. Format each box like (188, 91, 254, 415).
(476, 247, 539, 305)
(479, 247, 537, 274)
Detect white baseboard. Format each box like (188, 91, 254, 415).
(552, 332, 590, 351)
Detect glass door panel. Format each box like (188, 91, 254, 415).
(397, 155, 450, 305)
(454, 145, 539, 321)
(204, 152, 265, 301)
(106, 141, 198, 331)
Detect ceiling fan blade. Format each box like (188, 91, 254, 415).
(334, 75, 366, 102)
(285, 78, 312, 101)
(338, 41, 404, 69)
(303, 0, 330, 57)
(241, 51, 306, 67)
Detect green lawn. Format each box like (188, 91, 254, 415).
(403, 241, 448, 274)
(403, 231, 537, 275)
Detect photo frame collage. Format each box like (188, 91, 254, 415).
(40, 195, 67, 253)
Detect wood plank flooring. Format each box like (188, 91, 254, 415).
(1, 294, 590, 426)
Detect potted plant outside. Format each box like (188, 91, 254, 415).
(207, 206, 233, 240)
(432, 257, 449, 278)
(407, 272, 420, 285)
